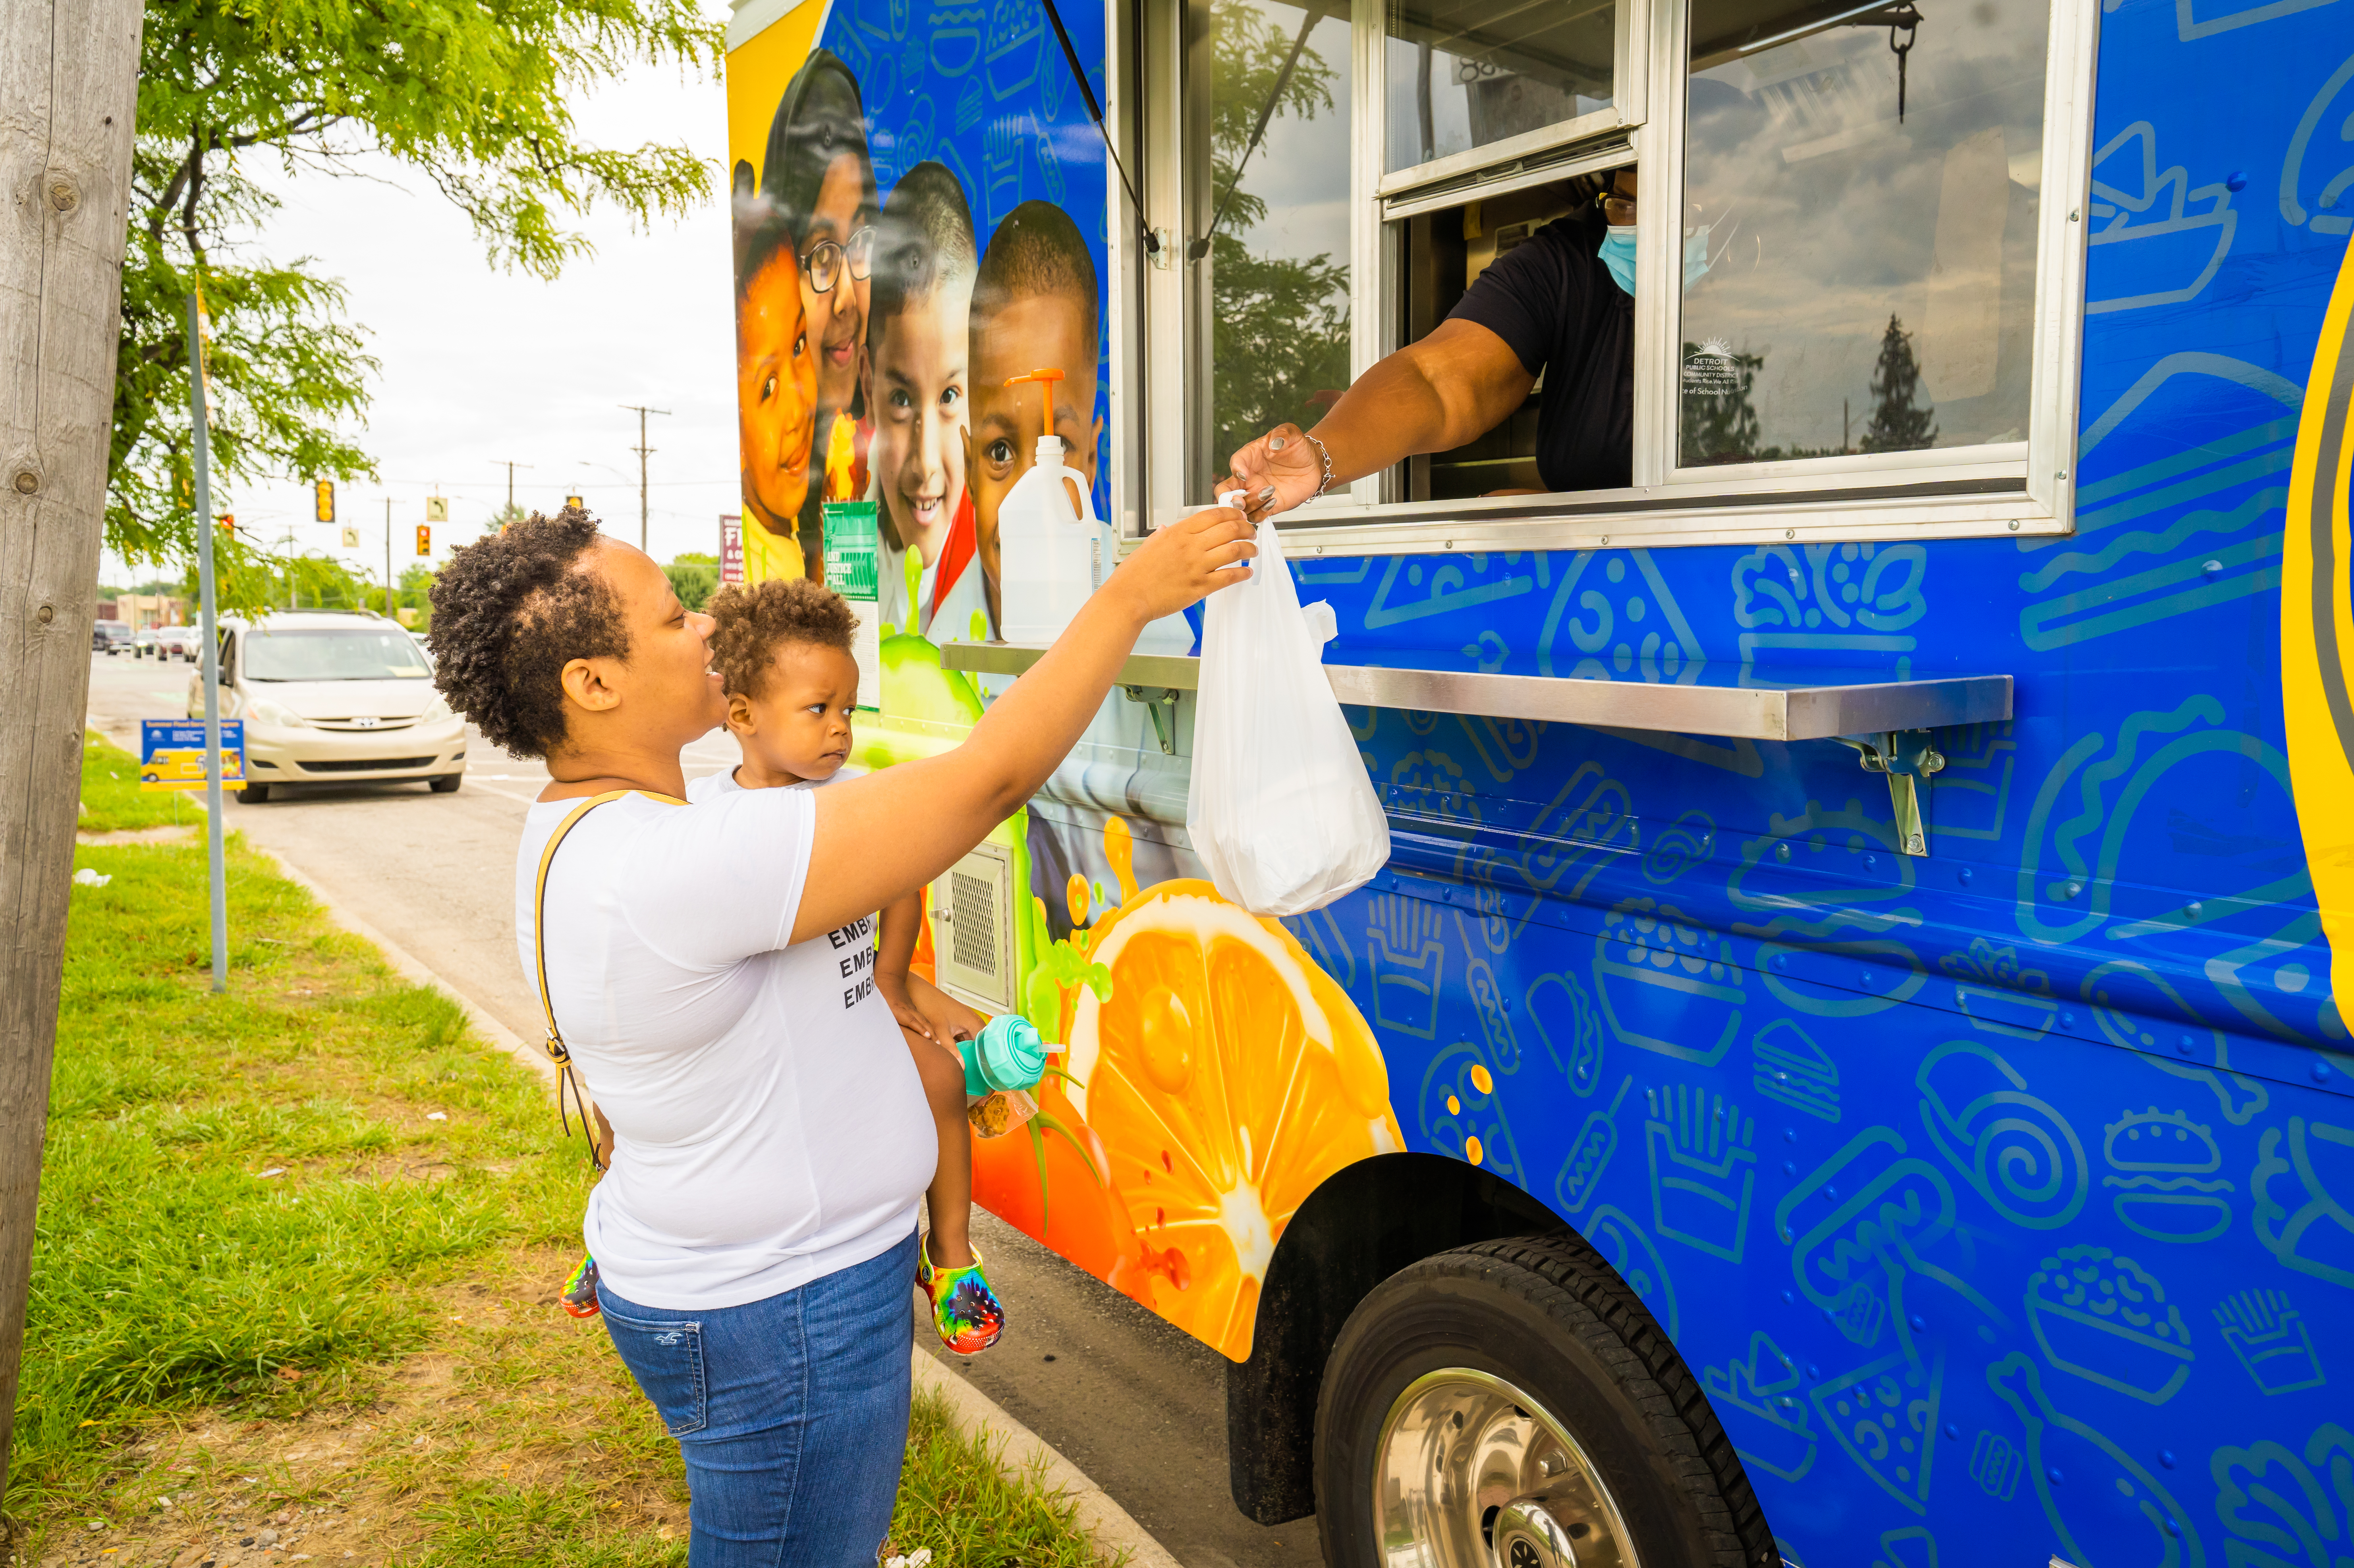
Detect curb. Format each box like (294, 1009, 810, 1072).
(244, 843, 561, 1092)
(245, 836, 1184, 1568)
(910, 1347, 1183, 1568)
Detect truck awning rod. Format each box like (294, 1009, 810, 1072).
(1035, 0, 1161, 258)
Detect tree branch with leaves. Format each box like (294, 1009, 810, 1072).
(112, 0, 724, 612)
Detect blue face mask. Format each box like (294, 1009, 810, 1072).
(1599, 226, 1638, 295)
(1598, 224, 1717, 296)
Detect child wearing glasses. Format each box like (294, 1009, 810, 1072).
(761, 50, 879, 581)
(862, 162, 992, 644)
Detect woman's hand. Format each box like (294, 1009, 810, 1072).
(1108, 505, 1257, 621)
(1226, 423, 1326, 522)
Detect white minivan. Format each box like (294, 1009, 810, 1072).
(188, 610, 466, 802)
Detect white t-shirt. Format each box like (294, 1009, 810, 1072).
(512, 783, 934, 1310)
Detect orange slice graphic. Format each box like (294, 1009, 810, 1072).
(1065, 880, 1402, 1360)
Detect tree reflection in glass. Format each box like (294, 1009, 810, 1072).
(1678, 0, 2048, 467)
(1190, 0, 1354, 490)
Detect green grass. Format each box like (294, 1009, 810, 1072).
(24, 796, 585, 1511)
(12, 732, 1116, 1566)
(887, 1392, 1110, 1567)
(75, 729, 196, 833)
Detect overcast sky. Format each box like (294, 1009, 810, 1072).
(107, 39, 742, 588)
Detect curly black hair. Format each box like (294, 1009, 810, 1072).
(426, 508, 628, 759)
(707, 577, 857, 700)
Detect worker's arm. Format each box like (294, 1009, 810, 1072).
(1226, 318, 1535, 521)
(790, 507, 1255, 944)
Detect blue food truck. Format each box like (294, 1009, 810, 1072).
(722, 0, 2354, 1556)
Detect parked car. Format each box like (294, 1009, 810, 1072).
(91, 621, 133, 654)
(155, 625, 202, 662)
(188, 609, 466, 802)
(130, 627, 160, 658)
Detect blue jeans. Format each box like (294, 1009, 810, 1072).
(599, 1229, 919, 1567)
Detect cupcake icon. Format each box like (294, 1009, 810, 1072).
(2024, 1245, 2194, 1405)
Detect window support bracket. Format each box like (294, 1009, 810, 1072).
(1122, 685, 1182, 754)
(1832, 730, 1947, 857)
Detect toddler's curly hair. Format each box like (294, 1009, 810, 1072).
(707, 577, 858, 699)
(426, 507, 626, 759)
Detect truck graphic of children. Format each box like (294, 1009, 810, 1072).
(734, 220, 818, 580)
(861, 162, 989, 642)
(966, 201, 1104, 636)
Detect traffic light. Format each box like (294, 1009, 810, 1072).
(416, 524, 432, 557)
(216, 514, 235, 535)
(314, 479, 335, 523)
(565, 494, 583, 510)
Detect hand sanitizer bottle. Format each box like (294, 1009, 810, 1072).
(996, 368, 1101, 643)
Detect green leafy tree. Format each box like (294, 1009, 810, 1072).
(664, 553, 719, 612)
(1204, 0, 1337, 234)
(1211, 235, 1350, 460)
(1203, 0, 1347, 449)
(1860, 314, 1938, 454)
(114, 0, 723, 612)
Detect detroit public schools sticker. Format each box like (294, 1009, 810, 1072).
(1683, 339, 1743, 395)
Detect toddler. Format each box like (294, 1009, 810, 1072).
(695, 577, 1005, 1354)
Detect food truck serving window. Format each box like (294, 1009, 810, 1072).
(1124, 0, 2096, 547)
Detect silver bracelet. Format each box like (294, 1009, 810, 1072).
(1303, 432, 1335, 498)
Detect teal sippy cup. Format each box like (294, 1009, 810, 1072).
(960, 1014, 1047, 1098)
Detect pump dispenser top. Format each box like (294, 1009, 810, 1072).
(1006, 368, 1066, 460)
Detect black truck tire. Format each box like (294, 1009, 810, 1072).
(1314, 1233, 1776, 1568)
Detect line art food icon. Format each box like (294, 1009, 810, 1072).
(2023, 1244, 2196, 1405)
(2213, 1288, 2325, 1394)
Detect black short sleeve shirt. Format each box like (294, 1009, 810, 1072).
(1446, 210, 1634, 494)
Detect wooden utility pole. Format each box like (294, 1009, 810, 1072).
(619, 403, 669, 551)
(0, 0, 146, 1502)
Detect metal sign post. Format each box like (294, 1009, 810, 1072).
(185, 294, 228, 993)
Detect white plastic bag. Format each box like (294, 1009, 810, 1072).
(1186, 516, 1390, 916)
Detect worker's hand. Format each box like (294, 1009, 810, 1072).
(1226, 423, 1327, 521)
(1110, 505, 1256, 619)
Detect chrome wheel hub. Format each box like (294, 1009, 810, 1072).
(1371, 1368, 1637, 1568)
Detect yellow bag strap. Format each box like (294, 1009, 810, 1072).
(531, 788, 684, 1064)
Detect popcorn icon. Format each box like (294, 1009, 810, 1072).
(2024, 1245, 2194, 1406)
(2213, 1288, 2325, 1396)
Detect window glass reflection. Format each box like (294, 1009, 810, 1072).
(1385, 0, 1615, 174)
(1679, 0, 2047, 466)
(1188, 0, 1354, 498)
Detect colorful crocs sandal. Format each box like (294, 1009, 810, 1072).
(917, 1235, 1004, 1355)
(560, 1253, 602, 1319)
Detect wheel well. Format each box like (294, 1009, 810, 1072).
(1227, 1151, 1563, 1524)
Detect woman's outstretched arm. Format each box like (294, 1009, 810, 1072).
(790, 507, 1253, 943)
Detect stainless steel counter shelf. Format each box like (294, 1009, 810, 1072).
(939, 642, 2009, 857)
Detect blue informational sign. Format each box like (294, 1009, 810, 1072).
(139, 719, 244, 791)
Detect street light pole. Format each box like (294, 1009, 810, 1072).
(384, 496, 394, 618)
(618, 404, 670, 551)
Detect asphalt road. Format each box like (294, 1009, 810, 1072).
(80, 648, 1325, 1568)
